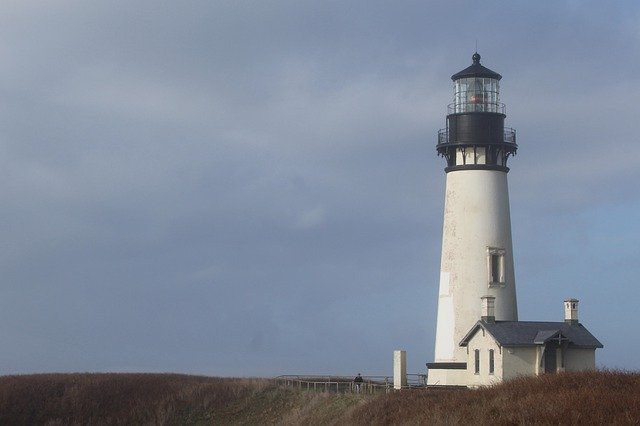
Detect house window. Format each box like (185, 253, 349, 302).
(487, 247, 506, 286)
(474, 349, 480, 374)
(489, 349, 495, 375)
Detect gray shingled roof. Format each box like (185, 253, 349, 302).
(460, 321, 603, 349)
(534, 330, 563, 344)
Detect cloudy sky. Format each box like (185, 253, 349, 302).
(0, 1, 638, 377)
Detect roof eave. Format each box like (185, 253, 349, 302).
(459, 321, 484, 347)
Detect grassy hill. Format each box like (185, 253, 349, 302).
(0, 370, 638, 425)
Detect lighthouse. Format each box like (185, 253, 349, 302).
(427, 53, 519, 386)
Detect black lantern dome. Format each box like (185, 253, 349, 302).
(451, 52, 502, 81)
(437, 53, 517, 173)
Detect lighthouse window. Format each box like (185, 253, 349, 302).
(487, 247, 506, 286)
(489, 349, 495, 375)
(474, 349, 480, 374)
(490, 255, 500, 281)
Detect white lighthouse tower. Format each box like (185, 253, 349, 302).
(427, 53, 518, 386)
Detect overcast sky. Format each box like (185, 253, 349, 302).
(0, 1, 638, 377)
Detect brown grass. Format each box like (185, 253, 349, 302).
(0, 373, 270, 425)
(348, 370, 640, 425)
(0, 370, 638, 425)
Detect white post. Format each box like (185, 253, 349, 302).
(393, 350, 407, 390)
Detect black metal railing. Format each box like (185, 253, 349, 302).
(437, 127, 516, 146)
(447, 102, 506, 115)
(275, 374, 427, 394)
(504, 127, 516, 144)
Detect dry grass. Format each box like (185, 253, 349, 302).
(348, 370, 640, 425)
(0, 370, 638, 425)
(0, 373, 270, 425)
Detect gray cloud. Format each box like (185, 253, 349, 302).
(0, 1, 638, 376)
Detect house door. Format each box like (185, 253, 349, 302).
(544, 345, 557, 373)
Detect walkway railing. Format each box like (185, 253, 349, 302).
(437, 127, 517, 146)
(447, 101, 506, 115)
(275, 374, 427, 394)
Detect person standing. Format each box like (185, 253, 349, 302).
(353, 373, 364, 393)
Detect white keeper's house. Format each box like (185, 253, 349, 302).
(426, 53, 602, 387)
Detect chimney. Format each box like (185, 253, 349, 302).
(481, 295, 496, 323)
(564, 298, 579, 325)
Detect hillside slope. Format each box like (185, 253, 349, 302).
(0, 370, 638, 425)
(352, 370, 640, 425)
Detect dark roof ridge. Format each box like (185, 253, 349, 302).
(492, 320, 579, 325)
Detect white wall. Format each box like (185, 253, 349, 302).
(502, 347, 537, 381)
(564, 348, 596, 371)
(427, 368, 468, 387)
(465, 328, 503, 387)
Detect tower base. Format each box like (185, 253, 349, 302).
(426, 362, 467, 386)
